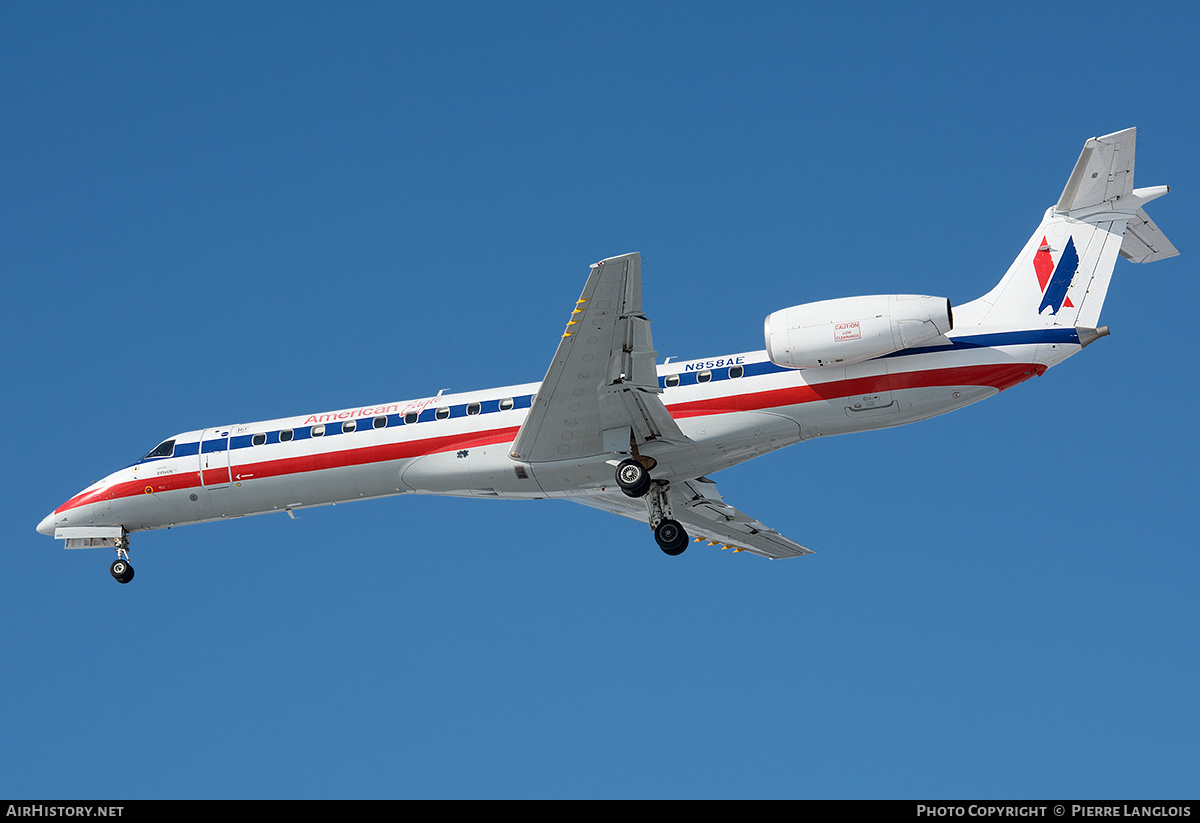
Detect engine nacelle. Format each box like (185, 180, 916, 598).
(764, 294, 953, 369)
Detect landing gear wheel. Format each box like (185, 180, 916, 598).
(654, 519, 689, 556)
(110, 559, 134, 584)
(616, 459, 652, 498)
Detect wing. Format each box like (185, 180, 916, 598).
(573, 477, 814, 560)
(509, 252, 689, 463)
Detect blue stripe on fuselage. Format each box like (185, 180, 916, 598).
(135, 328, 1076, 465)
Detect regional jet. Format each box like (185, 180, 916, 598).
(38, 128, 1177, 583)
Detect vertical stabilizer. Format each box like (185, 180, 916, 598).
(955, 128, 1175, 330)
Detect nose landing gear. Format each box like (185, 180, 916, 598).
(110, 558, 134, 584)
(109, 538, 134, 584)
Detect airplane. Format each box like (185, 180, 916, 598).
(37, 128, 1177, 583)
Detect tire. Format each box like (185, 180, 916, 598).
(654, 519, 688, 556)
(615, 459, 652, 498)
(110, 560, 134, 584)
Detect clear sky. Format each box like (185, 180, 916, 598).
(3, 1, 1197, 800)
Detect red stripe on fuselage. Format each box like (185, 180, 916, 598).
(668, 362, 1044, 418)
(55, 425, 523, 514)
(56, 362, 1044, 514)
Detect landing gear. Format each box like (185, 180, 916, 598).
(654, 518, 688, 556)
(614, 454, 689, 556)
(110, 559, 134, 584)
(643, 478, 688, 556)
(615, 458, 652, 498)
(109, 537, 134, 584)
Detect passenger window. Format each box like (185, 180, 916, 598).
(343, 419, 356, 433)
(500, 398, 514, 411)
(404, 411, 419, 424)
(729, 365, 744, 379)
(252, 433, 266, 446)
(374, 415, 387, 429)
(697, 370, 712, 383)
(143, 439, 176, 460)
(665, 375, 679, 388)
(435, 407, 450, 420)
(467, 402, 481, 416)
(280, 429, 294, 442)
(311, 424, 325, 437)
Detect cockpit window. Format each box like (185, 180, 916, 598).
(143, 439, 175, 460)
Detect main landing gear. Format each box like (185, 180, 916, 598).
(653, 517, 688, 556)
(615, 458, 653, 498)
(613, 458, 689, 556)
(109, 538, 134, 584)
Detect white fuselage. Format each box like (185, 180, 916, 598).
(37, 328, 1078, 538)
(38, 128, 1177, 568)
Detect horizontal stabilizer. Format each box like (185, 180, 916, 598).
(1120, 206, 1179, 263)
(1057, 128, 1136, 212)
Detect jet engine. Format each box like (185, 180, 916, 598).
(764, 294, 953, 369)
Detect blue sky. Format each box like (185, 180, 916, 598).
(3, 2, 1198, 799)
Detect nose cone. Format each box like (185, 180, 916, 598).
(37, 510, 58, 536)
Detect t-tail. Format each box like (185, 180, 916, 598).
(955, 127, 1177, 335)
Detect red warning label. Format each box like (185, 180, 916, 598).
(834, 321, 861, 342)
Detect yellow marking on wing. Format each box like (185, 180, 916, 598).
(563, 299, 588, 336)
